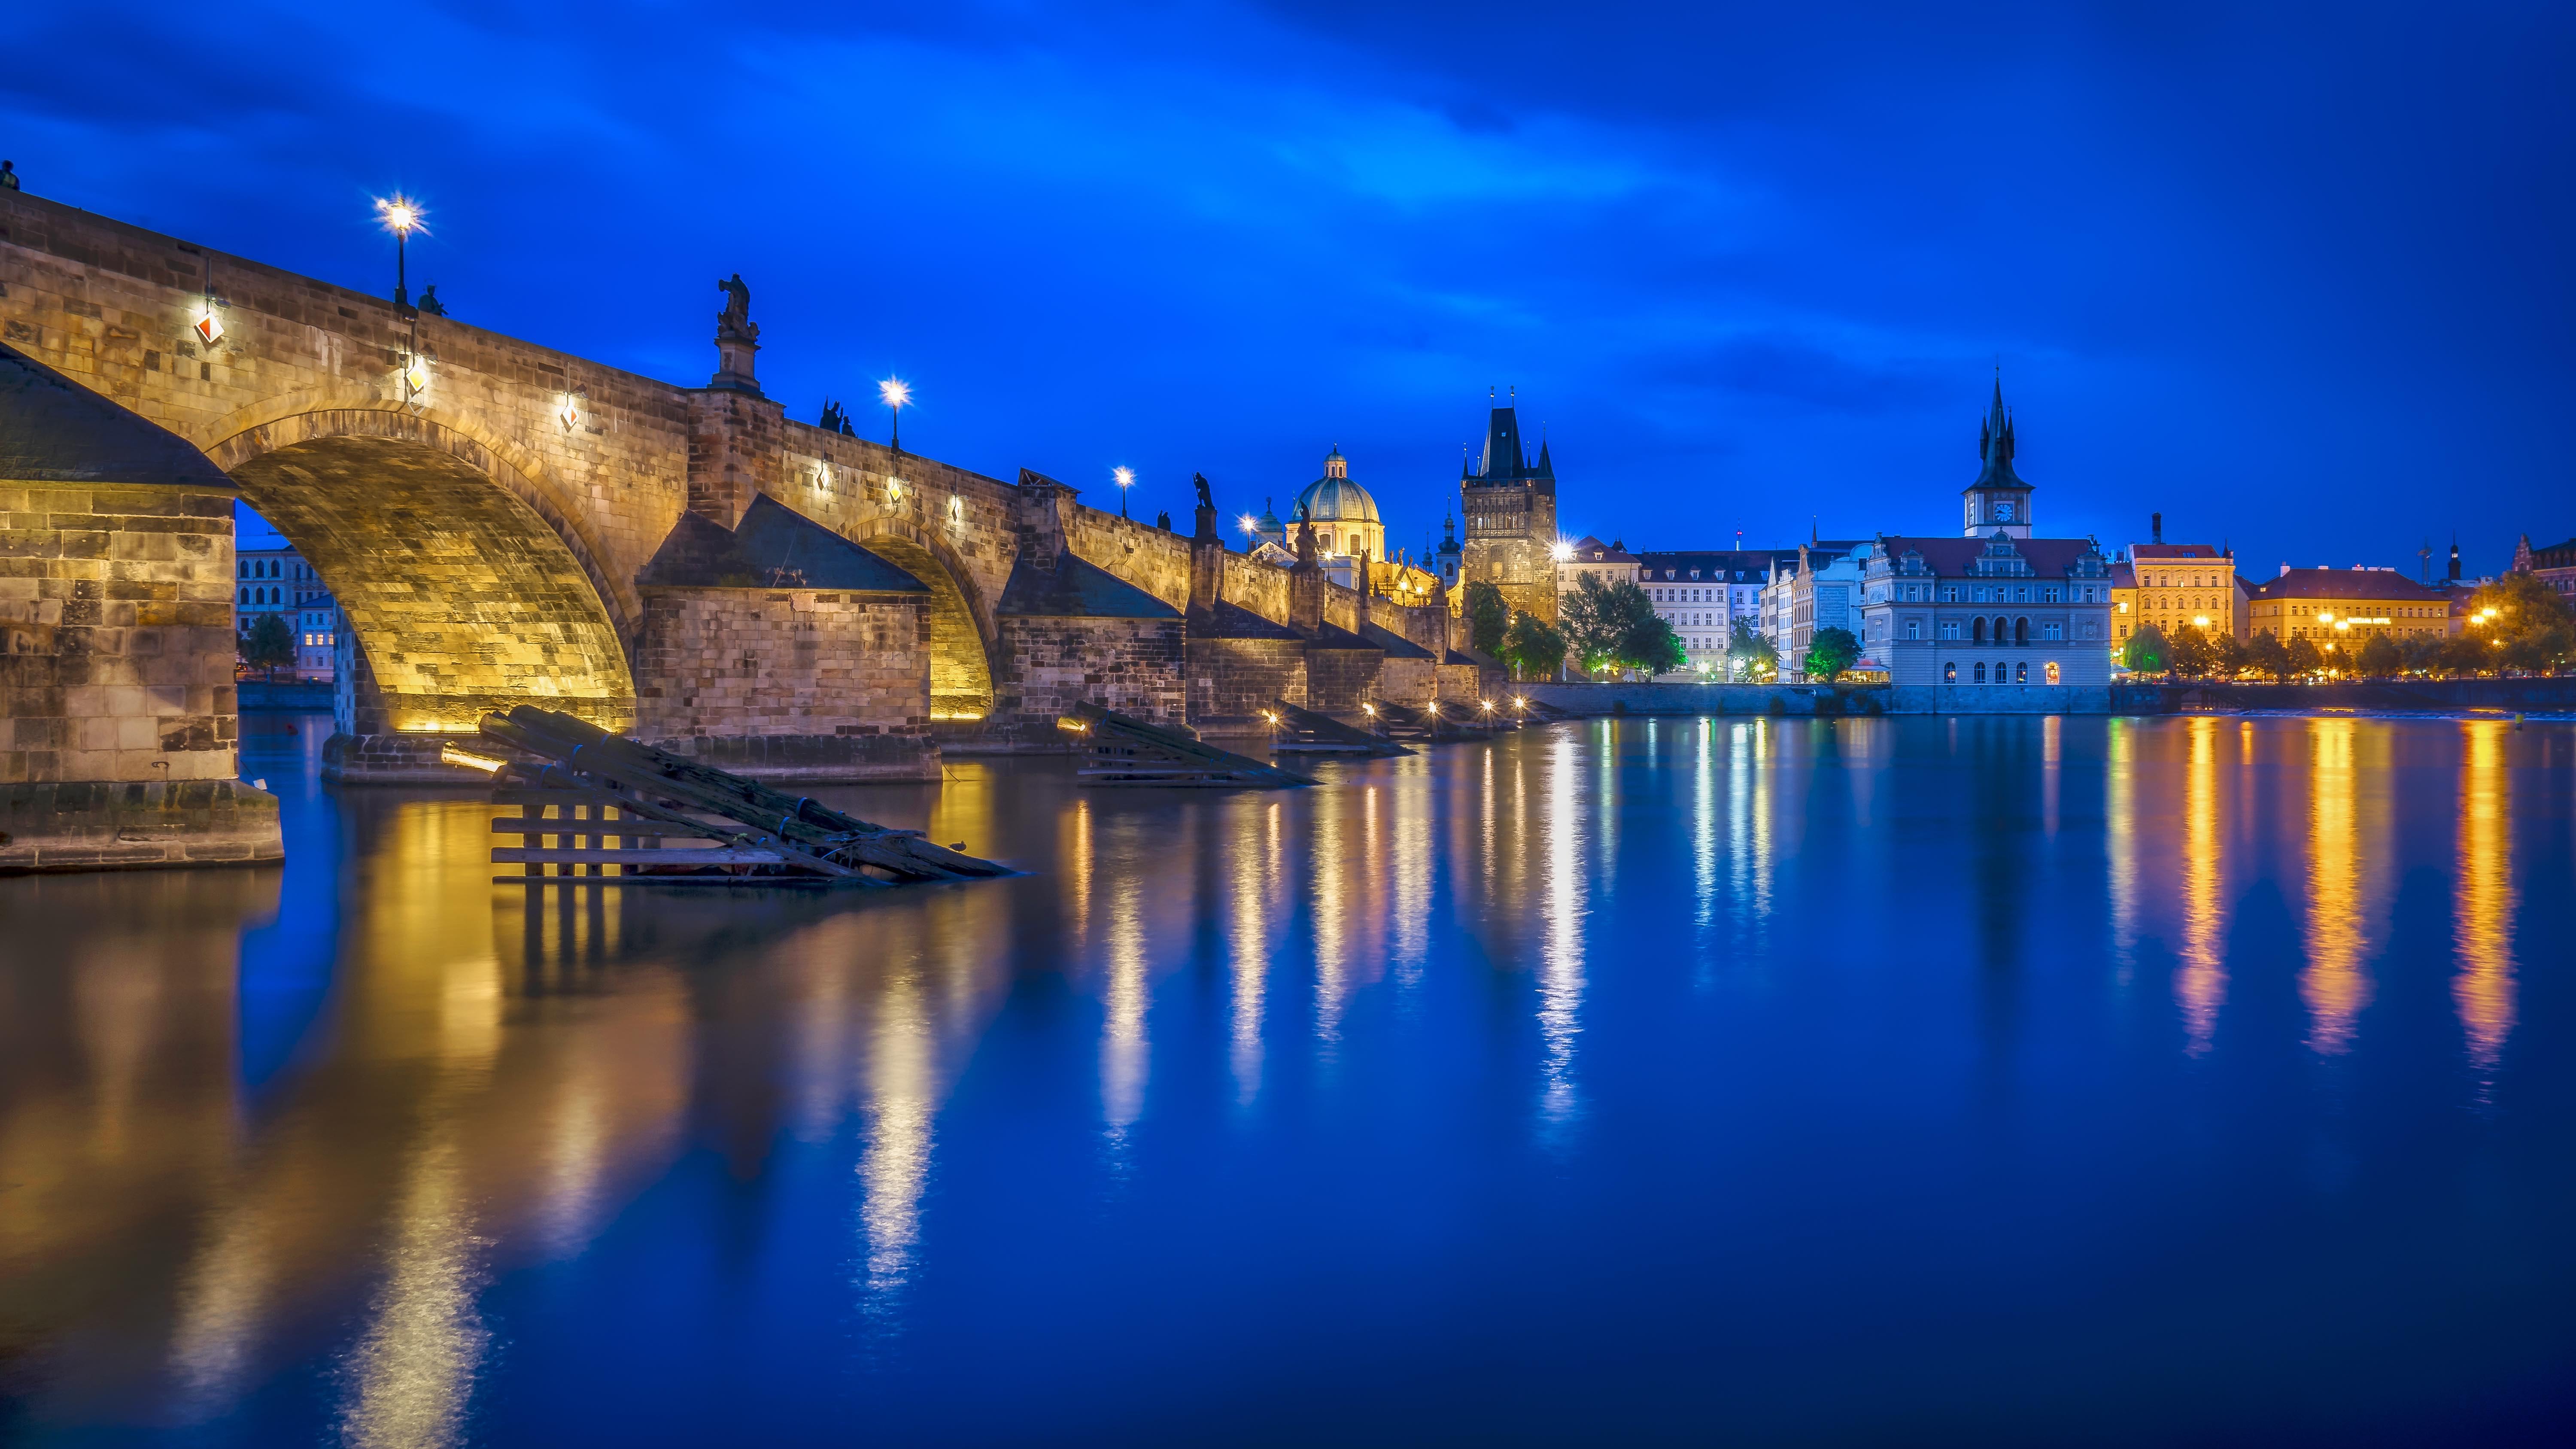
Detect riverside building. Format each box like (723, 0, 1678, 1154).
(235, 541, 337, 682)
(2113, 515, 2241, 641)
(2246, 566, 2454, 647)
(1850, 383, 2116, 687)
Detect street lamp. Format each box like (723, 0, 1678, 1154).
(1113, 465, 1135, 519)
(879, 377, 911, 452)
(374, 194, 426, 309)
(1239, 513, 1259, 536)
(1551, 541, 1574, 562)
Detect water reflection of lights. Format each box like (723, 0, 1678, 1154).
(1537, 731, 1588, 1136)
(1391, 760, 1432, 988)
(2300, 719, 2379, 1055)
(340, 1127, 485, 1449)
(860, 966, 936, 1299)
(2454, 723, 2517, 1083)
(1102, 860, 1150, 1140)
(1692, 720, 1717, 957)
(2175, 717, 2227, 1055)
(1230, 799, 1282, 1104)
(1726, 720, 1773, 946)
(2106, 719, 2136, 985)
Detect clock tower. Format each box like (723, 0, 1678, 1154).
(1961, 378, 2033, 538)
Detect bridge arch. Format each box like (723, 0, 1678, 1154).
(212, 407, 636, 733)
(838, 514, 997, 720)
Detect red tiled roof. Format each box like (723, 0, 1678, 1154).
(2248, 568, 2446, 602)
(2130, 543, 2226, 559)
(2107, 562, 2136, 588)
(1873, 535, 2106, 577)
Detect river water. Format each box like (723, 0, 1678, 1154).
(3, 713, 2572, 1445)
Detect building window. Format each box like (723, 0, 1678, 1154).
(1972, 617, 1987, 644)
(2043, 586, 2060, 603)
(1941, 621, 1959, 641)
(1944, 662, 1957, 683)
(2016, 661, 2029, 683)
(2043, 622, 2063, 641)
(1905, 620, 1921, 641)
(1974, 662, 1987, 683)
(1943, 586, 1960, 602)
(2014, 617, 2029, 645)
(2046, 662, 2061, 683)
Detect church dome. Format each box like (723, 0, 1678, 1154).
(1294, 448, 1380, 525)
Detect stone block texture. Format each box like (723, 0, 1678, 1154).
(1, 483, 238, 785)
(995, 616, 1187, 738)
(1, 780, 281, 871)
(635, 586, 932, 738)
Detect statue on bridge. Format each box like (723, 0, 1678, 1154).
(818, 399, 855, 435)
(1193, 472, 1214, 514)
(414, 284, 447, 317)
(716, 273, 758, 343)
(1294, 501, 1318, 567)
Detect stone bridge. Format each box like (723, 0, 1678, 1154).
(0, 190, 1483, 866)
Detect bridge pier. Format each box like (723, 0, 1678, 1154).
(1, 347, 281, 870)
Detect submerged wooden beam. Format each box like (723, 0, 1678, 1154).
(1060, 701, 1312, 788)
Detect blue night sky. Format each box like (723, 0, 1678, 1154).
(9, 2, 2571, 572)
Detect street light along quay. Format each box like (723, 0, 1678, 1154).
(1114, 465, 1136, 519)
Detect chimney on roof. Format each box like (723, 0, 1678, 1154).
(2279, 563, 2292, 577)
(2151, 512, 2163, 545)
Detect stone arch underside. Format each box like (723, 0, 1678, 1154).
(843, 522, 995, 720)
(225, 434, 635, 732)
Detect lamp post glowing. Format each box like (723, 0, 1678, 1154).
(1113, 465, 1136, 519)
(879, 377, 911, 452)
(374, 194, 425, 309)
(1238, 513, 1259, 537)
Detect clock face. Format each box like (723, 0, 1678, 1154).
(1994, 500, 2015, 522)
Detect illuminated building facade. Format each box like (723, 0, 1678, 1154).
(1459, 402, 1560, 623)
(1850, 385, 2116, 686)
(2246, 566, 2455, 650)
(1632, 549, 1784, 674)
(2512, 532, 2576, 605)
(2112, 518, 2241, 641)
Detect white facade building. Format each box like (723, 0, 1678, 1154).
(235, 542, 337, 682)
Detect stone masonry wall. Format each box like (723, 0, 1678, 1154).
(995, 616, 1187, 735)
(1, 483, 237, 784)
(635, 587, 931, 738)
(1186, 637, 1308, 722)
(1306, 647, 1384, 714)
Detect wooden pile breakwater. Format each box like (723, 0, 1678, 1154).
(1057, 701, 1312, 787)
(477, 706, 1011, 887)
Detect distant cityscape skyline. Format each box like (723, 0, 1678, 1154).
(23, 1, 2559, 582)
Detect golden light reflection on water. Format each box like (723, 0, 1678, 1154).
(2454, 723, 2518, 1079)
(2, 720, 2556, 1434)
(2175, 717, 2228, 1055)
(2299, 719, 2385, 1055)
(1230, 799, 1282, 1104)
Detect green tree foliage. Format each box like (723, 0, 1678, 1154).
(1501, 610, 1567, 682)
(1561, 574, 1673, 677)
(2120, 621, 2170, 674)
(1628, 613, 1688, 677)
(2211, 630, 2251, 679)
(1558, 574, 1625, 675)
(2167, 623, 2215, 679)
(2358, 632, 2402, 678)
(241, 614, 295, 679)
(1802, 626, 1860, 683)
(1464, 581, 1510, 657)
(2284, 635, 2324, 677)
(2467, 571, 2576, 674)
(1728, 620, 1779, 683)
(2245, 630, 2288, 682)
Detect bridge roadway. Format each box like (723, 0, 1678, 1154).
(0, 190, 1470, 867)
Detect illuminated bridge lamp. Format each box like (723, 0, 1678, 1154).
(1113, 465, 1135, 519)
(402, 356, 429, 398)
(559, 394, 582, 430)
(879, 376, 911, 451)
(1551, 541, 1574, 562)
(1239, 513, 1259, 535)
(373, 193, 426, 308)
(1362, 702, 1376, 717)
(887, 477, 904, 505)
